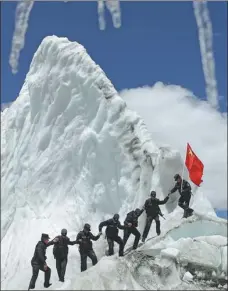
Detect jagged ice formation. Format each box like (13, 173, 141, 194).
(1, 36, 227, 290)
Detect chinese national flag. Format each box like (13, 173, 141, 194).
(185, 143, 204, 186)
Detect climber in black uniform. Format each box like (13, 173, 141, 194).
(142, 191, 169, 242)
(76, 223, 101, 272)
(99, 214, 124, 256)
(28, 233, 53, 289)
(52, 228, 77, 282)
(169, 173, 194, 218)
(123, 208, 144, 250)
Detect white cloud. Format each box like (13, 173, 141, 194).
(120, 82, 227, 209)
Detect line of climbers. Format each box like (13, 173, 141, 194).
(28, 173, 194, 289)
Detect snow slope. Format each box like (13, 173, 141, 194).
(1, 36, 227, 290)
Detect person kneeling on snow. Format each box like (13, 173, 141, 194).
(98, 214, 124, 257)
(123, 208, 144, 250)
(76, 223, 101, 272)
(28, 233, 53, 290)
(141, 191, 169, 242)
(52, 228, 77, 282)
(168, 174, 194, 218)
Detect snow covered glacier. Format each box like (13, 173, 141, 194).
(1, 36, 227, 290)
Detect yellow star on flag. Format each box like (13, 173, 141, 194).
(188, 149, 193, 156)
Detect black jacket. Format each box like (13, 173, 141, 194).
(170, 179, 192, 196)
(124, 209, 144, 228)
(99, 218, 124, 238)
(31, 241, 50, 266)
(76, 231, 100, 252)
(144, 196, 169, 217)
(53, 235, 76, 259)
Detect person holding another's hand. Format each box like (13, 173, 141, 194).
(98, 214, 124, 257)
(123, 208, 144, 250)
(75, 223, 101, 272)
(28, 233, 53, 289)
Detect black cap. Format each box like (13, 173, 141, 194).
(61, 228, 67, 236)
(41, 233, 50, 240)
(174, 174, 181, 181)
(84, 223, 91, 231)
(113, 214, 119, 221)
(135, 208, 141, 215)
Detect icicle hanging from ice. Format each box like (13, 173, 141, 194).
(9, 0, 34, 74)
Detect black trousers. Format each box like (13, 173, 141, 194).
(107, 235, 124, 256)
(29, 264, 51, 289)
(142, 215, 160, 239)
(123, 227, 140, 249)
(56, 257, 67, 281)
(178, 193, 193, 216)
(80, 249, 98, 272)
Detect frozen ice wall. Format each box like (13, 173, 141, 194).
(1, 36, 225, 290)
(1, 35, 180, 288)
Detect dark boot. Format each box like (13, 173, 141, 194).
(186, 208, 194, 217)
(119, 243, 124, 256)
(183, 209, 188, 218)
(142, 216, 153, 241)
(80, 252, 87, 272)
(56, 259, 61, 280)
(88, 250, 98, 266)
(155, 219, 161, 235)
(132, 228, 141, 249)
(123, 229, 131, 246)
(60, 258, 67, 282)
(44, 267, 51, 288)
(107, 238, 114, 256)
(28, 283, 35, 290)
(29, 265, 39, 290)
(112, 236, 124, 257)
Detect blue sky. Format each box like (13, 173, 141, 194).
(1, 1, 227, 112)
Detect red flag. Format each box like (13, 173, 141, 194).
(185, 143, 204, 186)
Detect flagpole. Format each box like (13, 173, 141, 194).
(192, 184, 198, 195)
(180, 161, 185, 193)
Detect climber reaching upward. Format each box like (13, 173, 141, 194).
(52, 228, 77, 282)
(141, 191, 169, 242)
(76, 223, 101, 272)
(28, 233, 53, 290)
(169, 174, 194, 218)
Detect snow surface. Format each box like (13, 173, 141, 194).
(1, 36, 227, 290)
(183, 271, 194, 282)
